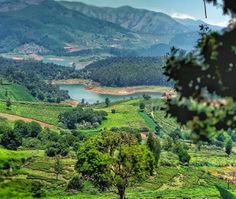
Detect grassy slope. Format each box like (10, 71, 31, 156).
(0, 146, 234, 199)
(97, 100, 148, 130)
(0, 101, 72, 125)
(0, 99, 236, 198)
(0, 81, 36, 102)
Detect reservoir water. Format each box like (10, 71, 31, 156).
(59, 84, 162, 104)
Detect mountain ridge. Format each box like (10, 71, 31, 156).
(59, 1, 189, 35)
(0, 0, 142, 54)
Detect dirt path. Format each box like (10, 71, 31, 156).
(0, 112, 54, 128)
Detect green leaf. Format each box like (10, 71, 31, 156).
(216, 185, 236, 199)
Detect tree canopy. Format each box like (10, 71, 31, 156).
(164, 0, 236, 141)
(76, 131, 155, 199)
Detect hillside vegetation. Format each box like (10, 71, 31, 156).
(84, 57, 169, 87)
(0, 78, 36, 102)
(0, 97, 235, 199)
(0, 57, 72, 102)
(0, 0, 140, 55)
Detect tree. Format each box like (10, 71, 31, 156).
(5, 89, 8, 97)
(67, 176, 84, 192)
(54, 156, 63, 180)
(59, 111, 77, 129)
(0, 129, 22, 150)
(225, 139, 233, 157)
(173, 142, 191, 165)
(76, 132, 155, 199)
(163, 0, 236, 141)
(169, 128, 182, 142)
(28, 122, 42, 138)
(45, 142, 69, 157)
(14, 120, 29, 137)
(6, 98, 12, 110)
(81, 98, 85, 105)
(105, 97, 110, 107)
(139, 103, 145, 111)
(147, 133, 161, 166)
(143, 94, 151, 100)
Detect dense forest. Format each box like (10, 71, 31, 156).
(0, 57, 75, 102)
(84, 57, 170, 87)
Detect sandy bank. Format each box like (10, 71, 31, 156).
(52, 79, 172, 96)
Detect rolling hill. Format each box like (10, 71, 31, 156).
(0, 78, 36, 102)
(84, 57, 169, 87)
(0, 0, 141, 54)
(59, 1, 188, 35)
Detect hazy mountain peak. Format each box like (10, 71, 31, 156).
(0, 0, 46, 12)
(59, 1, 188, 35)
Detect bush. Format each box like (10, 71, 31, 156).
(31, 181, 45, 198)
(45, 143, 69, 157)
(22, 138, 41, 148)
(111, 109, 116, 114)
(0, 129, 22, 150)
(67, 176, 84, 192)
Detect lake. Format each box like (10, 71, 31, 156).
(59, 84, 162, 104)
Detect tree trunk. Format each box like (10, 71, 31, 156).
(118, 187, 125, 199)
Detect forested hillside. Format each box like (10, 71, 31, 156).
(84, 57, 169, 87)
(0, 57, 72, 102)
(0, 0, 139, 55)
(60, 1, 187, 35)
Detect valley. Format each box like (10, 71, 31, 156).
(0, 0, 235, 199)
(0, 97, 236, 199)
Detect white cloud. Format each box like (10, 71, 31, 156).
(170, 12, 196, 20)
(208, 20, 229, 27)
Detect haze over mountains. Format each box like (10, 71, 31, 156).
(0, 0, 222, 56)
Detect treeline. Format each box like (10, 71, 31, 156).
(0, 118, 81, 157)
(59, 106, 107, 129)
(84, 57, 170, 87)
(0, 57, 77, 102)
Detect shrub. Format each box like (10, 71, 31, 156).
(67, 176, 84, 192)
(31, 181, 45, 198)
(45, 143, 69, 157)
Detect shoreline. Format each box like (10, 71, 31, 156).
(52, 79, 172, 96)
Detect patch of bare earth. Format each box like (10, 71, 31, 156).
(0, 112, 54, 128)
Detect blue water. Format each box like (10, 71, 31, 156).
(60, 84, 162, 104)
(43, 57, 72, 67)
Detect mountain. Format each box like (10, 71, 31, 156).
(0, 0, 223, 56)
(0, 0, 44, 12)
(175, 18, 222, 31)
(59, 1, 223, 52)
(0, 0, 141, 55)
(59, 1, 188, 35)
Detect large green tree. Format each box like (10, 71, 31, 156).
(163, 0, 235, 198)
(76, 131, 155, 199)
(164, 0, 236, 141)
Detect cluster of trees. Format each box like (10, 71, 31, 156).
(0, 58, 74, 102)
(76, 131, 161, 199)
(59, 106, 108, 129)
(163, 129, 191, 165)
(0, 120, 42, 150)
(163, 0, 235, 197)
(84, 57, 170, 87)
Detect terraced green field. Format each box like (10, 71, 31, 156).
(97, 100, 148, 130)
(0, 98, 235, 199)
(0, 79, 36, 102)
(0, 147, 234, 199)
(0, 101, 72, 125)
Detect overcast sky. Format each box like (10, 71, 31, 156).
(60, 0, 230, 26)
